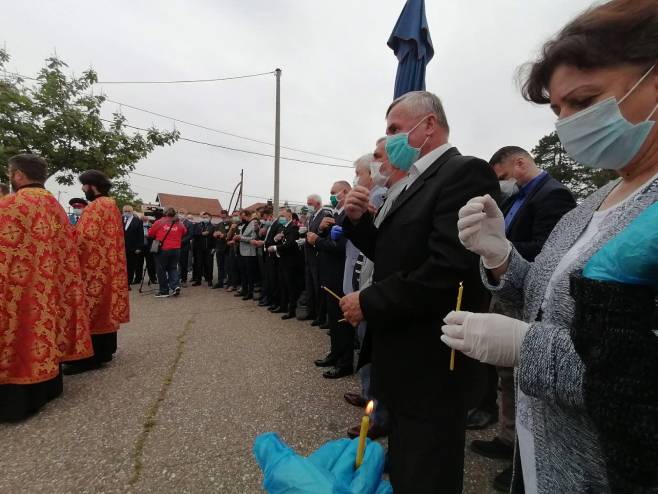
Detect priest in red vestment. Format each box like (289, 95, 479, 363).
(0, 154, 92, 421)
(64, 170, 130, 374)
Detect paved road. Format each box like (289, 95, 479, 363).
(1, 286, 507, 493)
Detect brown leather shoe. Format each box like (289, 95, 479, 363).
(347, 422, 389, 440)
(343, 392, 368, 408)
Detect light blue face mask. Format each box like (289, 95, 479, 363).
(385, 115, 430, 171)
(555, 64, 658, 170)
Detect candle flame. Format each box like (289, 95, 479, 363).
(365, 400, 374, 415)
(459, 281, 463, 287)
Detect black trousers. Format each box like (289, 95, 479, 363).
(305, 262, 325, 320)
(265, 255, 279, 306)
(193, 247, 214, 284)
(144, 253, 157, 284)
(126, 249, 140, 283)
(387, 399, 468, 493)
(215, 249, 227, 287)
(179, 242, 191, 282)
(327, 292, 354, 368)
(227, 249, 241, 288)
(279, 262, 300, 315)
(238, 255, 257, 295)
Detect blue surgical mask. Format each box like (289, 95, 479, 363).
(278, 216, 287, 225)
(385, 115, 430, 171)
(555, 64, 658, 170)
(202, 218, 210, 223)
(329, 195, 338, 208)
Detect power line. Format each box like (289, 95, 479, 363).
(130, 171, 306, 205)
(105, 97, 353, 162)
(101, 118, 353, 169)
(95, 71, 275, 84)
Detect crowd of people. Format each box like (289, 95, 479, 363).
(1, 0, 657, 492)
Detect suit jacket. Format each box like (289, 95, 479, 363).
(213, 220, 230, 253)
(193, 221, 215, 251)
(238, 219, 258, 257)
(275, 222, 301, 268)
(315, 210, 347, 294)
(181, 219, 195, 245)
(305, 208, 333, 267)
(123, 215, 144, 252)
(503, 173, 576, 261)
(343, 147, 499, 410)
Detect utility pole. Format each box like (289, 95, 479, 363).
(273, 68, 281, 211)
(239, 169, 244, 209)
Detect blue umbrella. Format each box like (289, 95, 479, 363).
(387, 0, 434, 99)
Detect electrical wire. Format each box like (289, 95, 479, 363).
(104, 97, 353, 162)
(95, 71, 275, 84)
(101, 118, 353, 169)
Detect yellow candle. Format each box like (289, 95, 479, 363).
(322, 285, 342, 301)
(450, 282, 464, 371)
(355, 400, 374, 468)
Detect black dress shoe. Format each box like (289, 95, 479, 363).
(320, 322, 330, 330)
(191, 281, 201, 286)
(470, 437, 513, 460)
(234, 291, 246, 297)
(314, 355, 337, 367)
(211, 284, 223, 289)
(273, 308, 287, 314)
(465, 408, 499, 430)
(311, 319, 322, 327)
(242, 294, 253, 301)
(343, 392, 368, 408)
(268, 306, 280, 312)
(281, 313, 295, 320)
(493, 466, 513, 493)
(323, 366, 353, 379)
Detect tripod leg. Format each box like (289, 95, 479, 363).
(138, 262, 148, 293)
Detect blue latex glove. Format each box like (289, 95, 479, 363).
(583, 202, 658, 288)
(253, 432, 392, 494)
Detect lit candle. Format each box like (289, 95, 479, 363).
(450, 282, 464, 371)
(355, 400, 374, 468)
(321, 285, 342, 301)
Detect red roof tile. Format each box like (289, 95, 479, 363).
(156, 193, 223, 216)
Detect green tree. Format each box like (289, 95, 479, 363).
(0, 48, 178, 202)
(532, 131, 616, 200)
(111, 179, 144, 210)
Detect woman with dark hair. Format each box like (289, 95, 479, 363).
(441, 0, 658, 492)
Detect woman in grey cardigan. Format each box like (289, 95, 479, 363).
(234, 210, 259, 300)
(441, 0, 658, 492)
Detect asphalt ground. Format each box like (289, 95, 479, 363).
(1, 285, 508, 493)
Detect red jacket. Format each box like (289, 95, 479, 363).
(148, 217, 187, 251)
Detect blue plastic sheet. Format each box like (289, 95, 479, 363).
(583, 201, 658, 288)
(253, 432, 392, 494)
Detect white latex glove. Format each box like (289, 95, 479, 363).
(457, 194, 511, 269)
(441, 311, 529, 367)
(295, 239, 306, 247)
(267, 246, 276, 253)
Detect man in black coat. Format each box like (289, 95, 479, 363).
(304, 194, 333, 326)
(212, 210, 230, 289)
(268, 208, 301, 319)
(340, 91, 499, 493)
(177, 209, 195, 287)
(468, 146, 576, 491)
(191, 211, 215, 287)
(307, 181, 353, 379)
(263, 210, 283, 310)
(122, 205, 144, 285)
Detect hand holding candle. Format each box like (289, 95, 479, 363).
(355, 400, 374, 468)
(450, 282, 464, 371)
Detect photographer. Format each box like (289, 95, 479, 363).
(148, 207, 187, 298)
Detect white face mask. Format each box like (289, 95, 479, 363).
(370, 161, 390, 187)
(73, 208, 83, 216)
(499, 180, 519, 201)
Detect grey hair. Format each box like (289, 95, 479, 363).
(354, 153, 374, 173)
(386, 90, 449, 132)
(375, 136, 386, 145)
(307, 194, 322, 204)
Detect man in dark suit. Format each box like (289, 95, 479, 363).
(304, 194, 333, 327)
(263, 210, 283, 311)
(191, 211, 215, 287)
(468, 146, 576, 492)
(308, 181, 353, 379)
(177, 209, 195, 287)
(212, 210, 230, 289)
(340, 91, 499, 493)
(122, 205, 144, 286)
(268, 208, 301, 319)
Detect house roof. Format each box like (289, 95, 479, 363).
(242, 202, 270, 213)
(156, 193, 223, 216)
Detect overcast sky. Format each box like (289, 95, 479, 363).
(4, 0, 594, 210)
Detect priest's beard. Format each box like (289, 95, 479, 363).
(84, 190, 97, 201)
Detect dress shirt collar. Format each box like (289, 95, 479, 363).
(408, 142, 453, 186)
(518, 171, 547, 198)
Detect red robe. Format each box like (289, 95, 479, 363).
(75, 196, 130, 334)
(0, 187, 92, 385)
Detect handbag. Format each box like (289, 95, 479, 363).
(150, 219, 177, 254)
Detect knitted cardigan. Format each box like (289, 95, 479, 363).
(481, 175, 658, 493)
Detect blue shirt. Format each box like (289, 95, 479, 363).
(504, 171, 547, 231)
